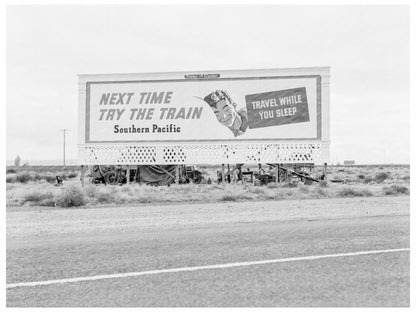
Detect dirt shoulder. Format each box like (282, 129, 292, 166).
(7, 196, 409, 243)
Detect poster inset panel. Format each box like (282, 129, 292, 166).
(84, 76, 321, 143)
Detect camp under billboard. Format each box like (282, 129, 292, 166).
(82, 74, 322, 143)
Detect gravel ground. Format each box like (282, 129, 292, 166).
(7, 196, 408, 241)
(7, 196, 410, 307)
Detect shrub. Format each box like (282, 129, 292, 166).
(375, 172, 389, 183)
(266, 183, 278, 189)
(83, 185, 98, 197)
(37, 173, 56, 183)
(337, 187, 373, 197)
(249, 186, 266, 194)
(6, 168, 16, 174)
(95, 190, 117, 203)
(319, 181, 328, 187)
(6, 174, 16, 183)
(357, 174, 366, 180)
(15, 172, 33, 183)
(314, 187, 328, 197)
(22, 190, 54, 203)
(221, 194, 237, 201)
(38, 198, 56, 207)
(382, 185, 409, 196)
(67, 172, 78, 179)
(55, 185, 86, 207)
(281, 182, 298, 188)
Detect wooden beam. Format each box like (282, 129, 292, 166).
(275, 164, 279, 185)
(175, 165, 179, 184)
(80, 165, 85, 187)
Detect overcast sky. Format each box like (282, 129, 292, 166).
(6, 5, 409, 165)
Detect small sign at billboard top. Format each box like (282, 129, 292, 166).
(83, 75, 321, 143)
(184, 74, 220, 79)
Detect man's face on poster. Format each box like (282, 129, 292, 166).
(208, 92, 242, 129)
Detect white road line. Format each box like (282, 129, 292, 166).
(6, 248, 409, 289)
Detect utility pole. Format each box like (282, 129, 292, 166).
(60, 129, 69, 168)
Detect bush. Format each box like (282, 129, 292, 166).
(314, 187, 328, 197)
(337, 187, 373, 197)
(221, 194, 237, 201)
(15, 172, 33, 183)
(249, 186, 266, 194)
(95, 190, 117, 203)
(67, 172, 78, 179)
(22, 190, 54, 203)
(38, 198, 56, 207)
(281, 182, 298, 188)
(363, 178, 373, 184)
(319, 181, 328, 187)
(37, 173, 56, 183)
(382, 185, 409, 196)
(6, 168, 16, 174)
(55, 185, 86, 207)
(266, 183, 278, 189)
(375, 172, 388, 183)
(6, 174, 16, 183)
(357, 174, 366, 180)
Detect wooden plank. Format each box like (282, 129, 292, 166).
(80, 165, 85, 187)
(275, 164, 279, 185)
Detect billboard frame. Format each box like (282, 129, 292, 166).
(78, 67, 330, 165)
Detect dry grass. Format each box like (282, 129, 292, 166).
(6, 180, 409, 209)
(382, 185, 409, 196)
(6, 170, 78, 184)
(5, 165, 410, 209)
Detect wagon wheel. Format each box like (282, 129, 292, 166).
(105, 172, 119, 185)
(194, 176, 204, 184)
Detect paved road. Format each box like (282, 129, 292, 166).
(7, 197, 410, 307)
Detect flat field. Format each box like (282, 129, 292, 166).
(5, 164, 410, 210)
(6, 164, 410, 306)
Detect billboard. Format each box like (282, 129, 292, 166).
(78, 68, 330, 164)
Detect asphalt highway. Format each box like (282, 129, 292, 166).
(6, 197, 410, 307)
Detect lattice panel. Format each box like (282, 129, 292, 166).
(79, 142, 329, 165)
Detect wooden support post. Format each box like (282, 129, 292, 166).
(175, 165, 179, 184)
(275, 164, 279, 185)
(221, 164, 225, 185)
(126, 165, 130, 185)
(324, 163, 328, 182)
(80, 165, 85, 187)
(134, 165, 139, 183)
